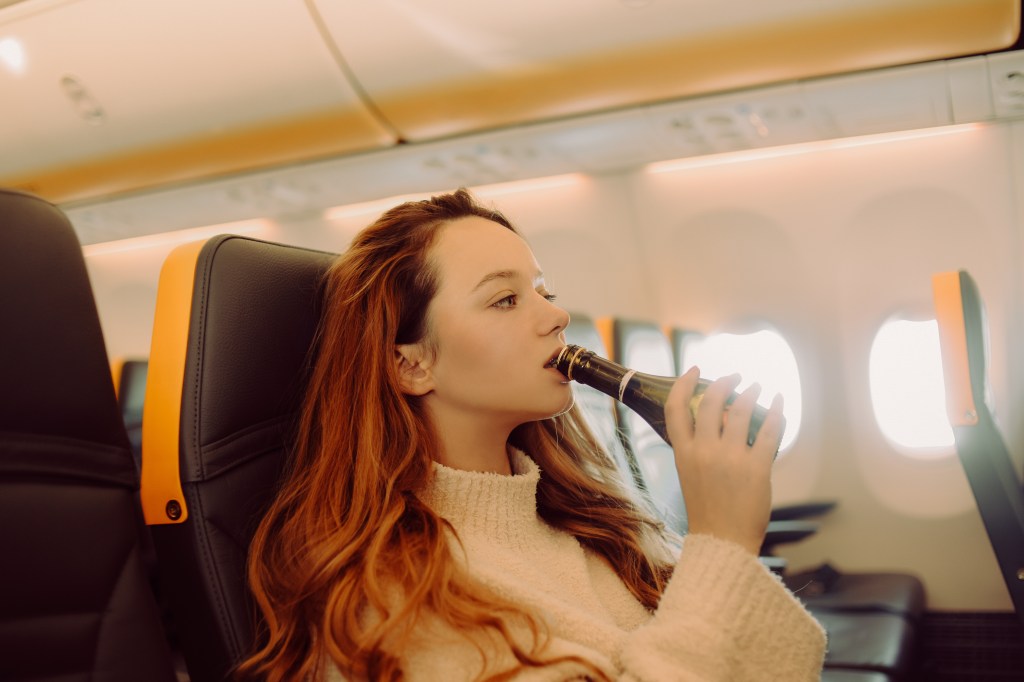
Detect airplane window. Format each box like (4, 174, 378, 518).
(681, 329, 802, 453)
(0, 38, 26, 76)
(869, 318, 954, 455)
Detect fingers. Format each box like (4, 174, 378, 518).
(672, 374, 776, 557)
(669, 370, 784, 459)
(694, 373, 741, 442)
(751, 393, 785, 461)
(721, 380, 762, 445)
(665, 366, 701, 446)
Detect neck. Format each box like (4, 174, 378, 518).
(425, 403, 515, 475)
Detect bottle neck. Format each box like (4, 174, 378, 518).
(554, 344, 632, 397)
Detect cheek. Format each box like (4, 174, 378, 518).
(429, 308, 524, 384)
(430, 315, 490, 373)
(444, 330, 516, 384)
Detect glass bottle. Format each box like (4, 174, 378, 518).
(552, 344, 781, 450)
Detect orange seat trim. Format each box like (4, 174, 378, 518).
(140, 240, 205, 525)
(932, 271, 979, 427)
(595, 317, 616, 363)
(110, 358, 125, 400)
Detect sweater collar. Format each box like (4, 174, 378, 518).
(419, 448, 542, 540)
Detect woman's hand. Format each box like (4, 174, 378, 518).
(664, 368, 785, 557)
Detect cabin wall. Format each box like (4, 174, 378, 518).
(82, 118, 1024, 611)
(625, 120, 1022, 613)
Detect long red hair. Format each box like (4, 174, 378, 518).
(239, 189, 674, 681)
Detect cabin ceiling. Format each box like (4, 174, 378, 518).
(0, 0, 1020, 217)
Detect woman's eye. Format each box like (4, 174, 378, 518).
(493, 294, 517, 309)
(542, 292, 558, 302)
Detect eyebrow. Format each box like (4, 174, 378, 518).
(472, 269, 544, 292)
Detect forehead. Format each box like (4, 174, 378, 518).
(430, 216, 539, 288)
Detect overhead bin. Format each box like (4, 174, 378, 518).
(312, 0, 1019, 141)
(0, 0, 397, 203)
(57, 47, 1024, 246)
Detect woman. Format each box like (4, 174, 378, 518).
(239, 189, 826, 681)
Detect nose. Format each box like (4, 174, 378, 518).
(545, 299, 570, 336)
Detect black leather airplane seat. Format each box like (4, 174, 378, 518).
(933, 269, 1024, 626)
(0, 188, 177, 682)
(141, 235, 336, 682)
(784, 565, 926, 619)
(816, 610, 918, 679)
(112, 358, 148, 465)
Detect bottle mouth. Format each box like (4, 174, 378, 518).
(551, 344, 585, 380)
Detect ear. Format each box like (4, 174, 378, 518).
(395, 343, 435, 396)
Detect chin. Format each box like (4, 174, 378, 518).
(549, 391, 576, 419)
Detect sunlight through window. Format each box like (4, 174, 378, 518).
(869, 319, 954, 454)
(0, 38, 26, 76)
(682, 329, 801, 452)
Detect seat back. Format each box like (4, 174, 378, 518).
(0, 188, 177, 682)
(564, 314, 644, 499)
(610, 318, 687, 533)
(932, 269, 1024, 624)
(113, 359, 149, 465)
(668, 326, 703, 379)
(141, 235, 337, 682)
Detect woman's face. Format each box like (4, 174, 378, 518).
(417, 216, 573, 430)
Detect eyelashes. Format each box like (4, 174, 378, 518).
(491, 291, 558, 309)
(493, 294, 517, 309)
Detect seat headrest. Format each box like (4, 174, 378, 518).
(143, 234, 337, 524)
(0, 187, 128, 449)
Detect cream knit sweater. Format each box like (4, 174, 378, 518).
(328, 450, 826, 681)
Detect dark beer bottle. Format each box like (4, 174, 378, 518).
(551, 344, 780, 450)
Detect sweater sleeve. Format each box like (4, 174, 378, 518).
(617, 533, 827, 682)
(325, 537, 826, 682)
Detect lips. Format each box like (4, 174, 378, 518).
(546, 347, 566, 368)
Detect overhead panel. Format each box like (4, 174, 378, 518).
(800, 62, 953, 139)
(0, 0, 396, 204)
(312, 0, 1019, 142)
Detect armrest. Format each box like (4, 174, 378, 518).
(761, 520, 819, 555)
(770, 500, 837, 521)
